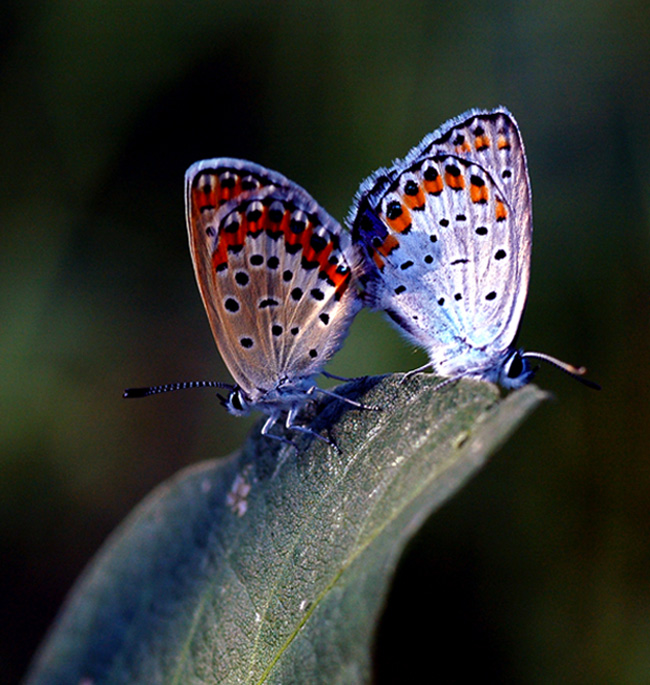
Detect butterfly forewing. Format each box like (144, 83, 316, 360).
(351, 108, 532, 377)
(186, 159, 361, 400)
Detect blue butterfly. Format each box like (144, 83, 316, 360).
(349, 108, 598, 390)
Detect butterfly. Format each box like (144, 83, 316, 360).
(349, 107, 599, 390)
(125, 159, 367, 445)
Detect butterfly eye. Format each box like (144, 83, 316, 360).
(228, 389, 248, 414)
(505, 350, 524, 379)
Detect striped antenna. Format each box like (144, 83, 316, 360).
(123, 380, 235, 399)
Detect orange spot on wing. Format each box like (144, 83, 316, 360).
(231, 215, 248, 246)
(474, 135, 491, 150)
(470, 184, 489, 204)
(192, 180, 215, 212)
(329, 264, 351, 295)
(281, 211, 302, 251)
(334, 270, 352, 299)
(456, 141, 471, 153)
(317, 242, 334, 267)
(497, 135, 510, 150)
(403, 186, 425, 209)
(424, 175, 444, 194)
(276, 209, 292, 239)
(378, 234, 399, 256)
(318, 242, 350, 291)
(372, 252, 385, 270)
(495, 199, 508, 221)
(445, 171, 465, 190)
(211, 241, 228, 272)
(300, 226, 317, 264)
(217, 178, 243, 204)
(387, 206, 412, 233)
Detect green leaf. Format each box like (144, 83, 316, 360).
(26, 374, 546, 684)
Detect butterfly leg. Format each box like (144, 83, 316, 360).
(315, 386, 380, 412)
(284, 401, 339, 451)
(400, 361, 435, 384)
(261, 414, 299, 450)
(322, 371, 359, 382)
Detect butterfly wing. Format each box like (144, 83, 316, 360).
(186, 159, 361, 401)
(350, 108, 532, 378)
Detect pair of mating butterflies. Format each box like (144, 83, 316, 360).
(125, 108, 598, 444)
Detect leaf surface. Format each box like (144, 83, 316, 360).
(26, 375, 545, 684)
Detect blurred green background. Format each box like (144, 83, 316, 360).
(1, 1, 648, 682)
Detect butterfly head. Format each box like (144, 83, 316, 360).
(495, 348, 601, 390)
(217, 385, 252, 417)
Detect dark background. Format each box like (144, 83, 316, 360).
(2, 1, 648, 682)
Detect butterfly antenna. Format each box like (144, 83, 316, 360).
(521, 352, 601, 390)
(123, 381, 235, 399)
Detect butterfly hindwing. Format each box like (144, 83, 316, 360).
(350, 108, 532, 380)
(186, 159, 361, 402)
